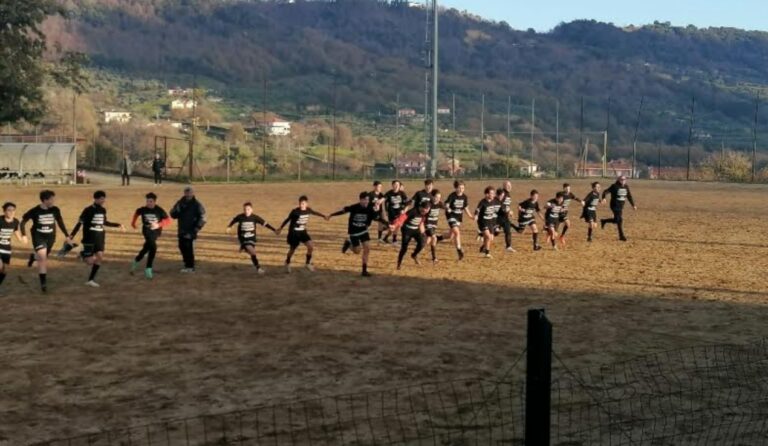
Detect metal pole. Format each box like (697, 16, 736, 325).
(525, 308, 552, 446)
(752, 93, 759, 182)
(631, 96, 645, 179)
(429, 0, 439, 179)
(190, 80, 197, 181)
(332, 73, 337, 180)
(452, 93, 456, 178)
(530, 98, 535, 177)
(555, 99, 560, 178)
(579, 96, 584, 175)
(395, 93, 400, 180)
(602, 131, 608, 178)
(657, 142, 662, 180)
(226, 144, 230, 183)
(687, 96, 695, 181)
(480, 93, 485, 179)
(262, 76, 267, 182)
(506, 95, 511, 178)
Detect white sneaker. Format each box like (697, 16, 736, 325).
(286, 264, 292, 274)
(484, 252, 492, 259)
(506, 247, 516, 253)
(256, 267, 266, 275)
(85, 280, 100, 288)
(305, 264, 315, 272)
(180, 268, 195, 273)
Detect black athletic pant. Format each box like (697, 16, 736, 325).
(136, 232, 158, 268)
(178, 237, 195, 268)
(397, 230, 424, 265)
(154, 171, 162, 184)
(498, 218, 513, 248)
(121, 171, 131, 186)
(604, 207, 626, 238)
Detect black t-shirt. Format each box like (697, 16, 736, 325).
(518, 199, 540, 222)
(584, 191, 601, 211)
(21, 205, 68, 237)
(384, 190, 408, 215)
(0, 218, 19, 254)
(284, 208, 315, 234)
(229, 213, 267, 241)
(445, 192, 470, 219)
(476, 198, 501, 225)
(402, 207, 426, 232)
(603, 182, 635, 209)
(411, 190, 432, 209)
(340, 203, 381, 235)
(561, 192, 579, 214)
(135, 206, 169, 234)
(426, 202, 444, 229)
(72, 204, 119, 241)
(367, 191, 384, 210)
(545, 199, 564, 222)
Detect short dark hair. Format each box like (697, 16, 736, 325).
(530, 189, 538, 196)
(391, 180, 400, 186)
(372, 180, 382, 187)
(419, 201, 431, 209)
(591, 181, 600, 188)
(484, 186, 495, 194)
(431, 189, 440, 196)
(243, 202, 253, 207)
(359, 191, 369, 199)
(563, 183, 570, 188)
(94, 190, 106, 199)
(424, 179, 434, 186)
(556, 191, 565, 198)
(299, 195, 308, 202)
(40, 190, 55, 202)
(146, 192, 157, 200)
(2, 202, 15, 211)
(453, 180, 464, 188)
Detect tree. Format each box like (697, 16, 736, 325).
(0, 0, 64, 124)
(701, 150, 752, 182)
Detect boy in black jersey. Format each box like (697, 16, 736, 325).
(330, 192, 388, 277)
(381, 180, 409, 245)
(20, 190, 70, 293)
(558, 183, 584, 248)
(70, 191, 125, 287)
(410, 179, 434, 210)
(517, 189, 543, 251)
(227, 202, 277, 275)
(600, 176, 637, 241)
(544, 192, 566, 250)
(366, 181, 387, 243)
(277, 195, 328, 273)
(391, 202, 430, 270)
(0, 203, 26, 295)
(581, 182, 603, 242)
(444, 180, 473, 260)
(496, 181, 521, 252)
(131, 192, 171, 279)
(475, 186, 501, 258)
(424, 189, 445, 264)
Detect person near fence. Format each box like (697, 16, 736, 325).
(517, 190, 543, 251)
(581, 182, 603, 242)
(226, 202, 277, 275)
(444, 180, 473, 261)
(151, 153, 165, 185)
(70, 191, 125, 287)
(0, 202, 26, 296)
(131, 192, 172, 279)
(600, 176, 637, 241)
(170, 186, 207, 273)
(475, 186, 501, 258)
(119, 154, 133, 186)
(544, 192, 566, 250)
(330, 192, 388, 277)
(558, 183, 584, 248)
(277, 195, 328, 274)
(391, 201, 430, 270)
(381, 180, 409, 245)
(496, 181, 521, 252)
(20, 190, 71, 293)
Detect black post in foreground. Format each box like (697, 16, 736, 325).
(525, 308, 552, 446)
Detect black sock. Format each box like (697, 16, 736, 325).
(0, 272, 5, 286)
(618, 223, 625, 239)
(533, 233, 539, 246)
(306, 254, 312, 265)
(28, 253, 35, 267)
(377, 230, 383, 240)
(88, 264, 100, 281)
(362, 263, 368, 273)
(250, 255, 260, 268)
(551, 236, 556, 247)
(285, 254, 292, 265)
(383, 233, 390, 242)
(588, 227, 593, 238)
(430, 245, 436, 260)
(39, 273, 47, 286)
(342, 239, 351, 253)
(561, 225, 569, 237)
(436, 235, 444, 242)
(392, 234, 398, 243)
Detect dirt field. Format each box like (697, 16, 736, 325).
(0, 179, 766, 444)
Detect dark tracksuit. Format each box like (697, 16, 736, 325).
(170, 197, 207, 268)
(601, 182, 635, 239)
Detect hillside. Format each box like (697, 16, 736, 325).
(43, 0, 768, 168)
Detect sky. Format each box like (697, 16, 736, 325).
(439, 0, 768, 32)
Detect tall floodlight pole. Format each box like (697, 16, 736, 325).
(480, 93, 485, 179)
(395, 93, 400, 179)
(530, 98, 535, 176)
(429, 0, 439, 179)
(752, 92, 760, 182)
(452, 93, 456, 177)
(687, 95, 695, 181)
(631, 96, 645, 179)
(506, 95, 512, 178)
(555, 99, 560, 178)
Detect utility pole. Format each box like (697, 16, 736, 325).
(395, 93, 400, 179)
(530, 98, 535, 177)
(452, 93, 456, 177)
(429, 0, 439, 179)
(687, 95, 695, 181)
(190, 78, 197, 181)
(631, 96, 645, 179)
(555, 99, 560, 178)
(332, 72, 337, 181)
(480, 93, 485, 179)
(752, 92, 760, 182)
(506, 95, 511, 178)
(579, 96, 585, 175)
(262, 75, 268, 182)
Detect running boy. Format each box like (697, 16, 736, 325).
(0, 203, 26, 295)
(226, 202, 277, 274)
(444, 180, 473, 260)
(475, 186, 501, 258)
(277, 195, 328, 273)
(581, 182, 602, 242)
(544, 192, 566, 250)
(366, 181, 387, 243)
(381, 180, 409, 244)
(70, 190, 125, 287)
(20, 190, 70, 293)
(131, 192, 172, 279)
(410, 179, 434, 209)
(390, 202, 431, 270)
(424, 189, 445, 264)
(517, 190, 543, 251)
(496, 181, 520, 252)
(600, 176, 637, 241)
(330, 192, 388, 277)
(558, 183, 584, 247)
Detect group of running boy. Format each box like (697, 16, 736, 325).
(0, 176, 635, 293)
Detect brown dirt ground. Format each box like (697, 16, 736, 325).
(0, 179, 766, 443)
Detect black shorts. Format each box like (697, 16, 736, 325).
(287, 231, 311, 248)
(558, 213, 569, 223)
(582, 210, 597, 222)
(349, 232, 371, 248)
(80, 234, 105, 258)
(518, 219, 535, 230)
(239, 237, 257, 251)
(447, 214, 463, 228)
(545, 219, 559, 230)
(478, 221, 497, 233)
(387, 210, 402, 224)
(32, 233, 55, 253)
(1, 253, 10, 265)
(425, 227, 439, 237)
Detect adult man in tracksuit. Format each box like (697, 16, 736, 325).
(600, 176, 637, 241)
(170, 186, 207, 272)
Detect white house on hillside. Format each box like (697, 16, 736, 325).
(519, 159, 542, 177)
(102, 111, 132, 124)
(266, 120, 291, 136)
(171, 99, 197, 110)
